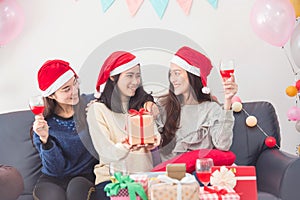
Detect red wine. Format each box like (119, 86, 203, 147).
(220, 69, 234, 79)
(30, 105, 45, 115)
(196, 172, 211, 184)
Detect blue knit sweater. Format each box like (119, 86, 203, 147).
(33, 95, 98, 178)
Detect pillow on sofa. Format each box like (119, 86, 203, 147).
(151, 149, 236, 173)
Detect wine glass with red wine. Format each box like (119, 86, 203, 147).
(29, 95, 45, 115)
(196, 158, 214, 186)
(219, 59, 235, 81)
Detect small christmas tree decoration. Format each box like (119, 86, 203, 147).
(285, 85, 298, 97)
(265, 136, 277, 148)
(246, 116, 257, 127)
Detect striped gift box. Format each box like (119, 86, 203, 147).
(199, 186, 240, 200)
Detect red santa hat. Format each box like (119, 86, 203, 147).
(94, 51, 140, 98)
(170, 46, 213, 94)
(38, 59, 77, 97)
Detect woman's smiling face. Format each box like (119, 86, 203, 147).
(116, 64, 141, 101)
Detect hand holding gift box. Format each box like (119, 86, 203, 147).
(104, 172, 148, 200)
(127, 108, 155, 146)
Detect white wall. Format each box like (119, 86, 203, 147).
(1, 0, 299, 155)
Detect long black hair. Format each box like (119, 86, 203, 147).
(98, 74, 154, 113)
(159, 72, 212, 153)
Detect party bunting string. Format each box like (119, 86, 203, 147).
(99, 0, 218, 18)
(126, 0, 144, 16)
(149, 0, 169, 19)
(177, 0, 193, 15)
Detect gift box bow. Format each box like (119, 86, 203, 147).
(210, 166, 237, 189)
(156, 174, 197, 200)
(203, 186, 238, 200)
(104, 172, 148, 200)
(128, 108, 151, 145)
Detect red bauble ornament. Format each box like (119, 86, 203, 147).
(296, 80, 300, 91)
(265, 136, 276, 148)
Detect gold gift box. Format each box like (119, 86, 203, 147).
(167, 163, 186, 180)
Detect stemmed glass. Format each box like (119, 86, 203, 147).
(29, 95, 45, 115)
(219, 59, 235, 81)
(109, 160, 128, 182)
(196, 158, 214, 186)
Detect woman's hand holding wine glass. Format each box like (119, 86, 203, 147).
(30, 95, 49, 144)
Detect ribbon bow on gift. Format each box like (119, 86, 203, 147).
(104, 172, 147, 200)
(156, 174, 197, 200)
(128, 108, 150, 145)
(210, 166, 237, 188)
(204, 186, 229, 200)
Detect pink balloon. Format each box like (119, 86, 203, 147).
(0, 0, 25, 46)
(287, 106, 300, 121)
(250, 0, 296, 47)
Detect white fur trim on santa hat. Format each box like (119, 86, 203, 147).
(110, 57, 140, 76)
(171, 55, 200, 76)
(41, 70, 75, 97)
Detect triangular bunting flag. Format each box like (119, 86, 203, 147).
(149, 0, 169, 19)
(177, 0, 193, 15)
(207, 0, 218, 9)
(126, 0, 144, 16)
(100, 0, 115, 12)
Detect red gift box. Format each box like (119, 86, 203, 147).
(211, 166, 257, 200)
(127, 108, 155, 145)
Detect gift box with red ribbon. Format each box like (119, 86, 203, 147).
(199, 186, 240, 200)
(211, 166, 257, 200)
(127, 108, 155, 145)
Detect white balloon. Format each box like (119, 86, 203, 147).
(290, 22, 300, 68)
(295, 120, 300, 132)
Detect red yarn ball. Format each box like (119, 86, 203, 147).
(265, 136, 276, 148)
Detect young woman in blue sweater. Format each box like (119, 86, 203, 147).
(31, 59, 98, 200)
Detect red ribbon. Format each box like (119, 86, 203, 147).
(128, 108, 149, 145)
(204, 186, 228, 200)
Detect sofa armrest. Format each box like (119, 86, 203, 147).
(256, 149, 300, 199)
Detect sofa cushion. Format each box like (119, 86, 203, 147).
(151, 149, 236, 173)
(230, 101, 281, 166)
(0, 110, 41, 197)
(0, 165, 24, 200)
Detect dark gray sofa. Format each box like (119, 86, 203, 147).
(0, 101, 299, 200)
